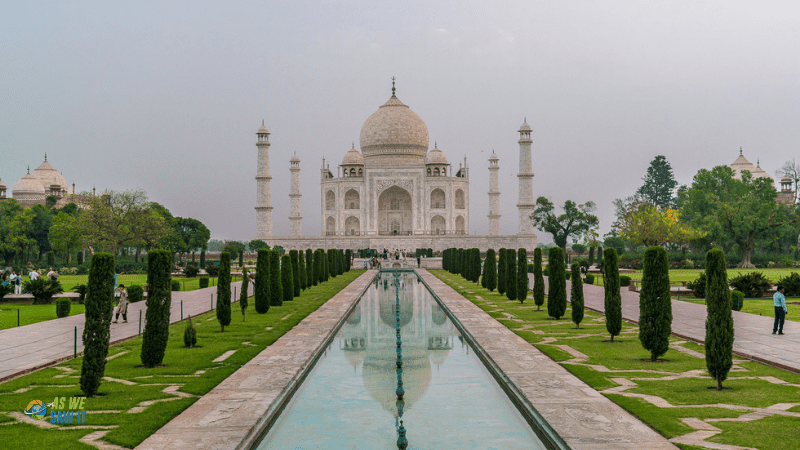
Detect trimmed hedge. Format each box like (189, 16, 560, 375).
(639, 246, 672, 362)
(619, 275, 631, 287)
(80, 252, 115, 396)
(255, 249, 271, 314)
(216, 252, 232, 332)
(141, 249, 172, 368)
(199, 277, 209, 289)
(731, 290, 744, 311)
(56, 298, 71, 318)
(128, 285, 144, 303)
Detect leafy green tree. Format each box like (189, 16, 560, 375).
(239, 268, 249, 321)
(80, 252, 115, 396)
(533, 248, 544, 310)
(141, 249, 172, 367)
(639, 246, 672, 361)
(679, 166, 797, 267)
(176, 217, 210, 261)
(81, 190, 167, 255)
(484, 249, 497, 291)
(547, 247, 567, 319)
(570, 261, 584, 328)
(254, 249, 270, 314)
(603, 248, 622, 342)
(49, 211, 84, 262)
(29, 204, 53, 259)
(636, 155, 678, 208)
(0, 199, 24, 264)
(306, 249, 315, 286)
(705, 249, 734, 390)
(216, 252, 232, 332)
(270, 250, 283, 306)
(249, 239, 269, 252)
(505, 248, 517, 300)
(517, 248, 528, 303)
(281, 254, 294, 302)
(531, 197, 599, 251)
(497, 248, 507, 295)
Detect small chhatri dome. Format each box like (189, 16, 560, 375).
(488, 150, 499, 161)
(359, 78, 429, 163)
(424, 142, 449, 165)
(730, 148, 773, 181)
(519, 118, 531, 132)
(342, 143, 365, 166)
(781, 176, 793, 184)
(0, 178, 6, 188)
(290, 152, 300, 163)
(257, 120, 269, 134)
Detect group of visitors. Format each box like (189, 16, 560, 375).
(1, 267, 60, 295)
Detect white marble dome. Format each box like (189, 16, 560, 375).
(359, 94, 429, 162)
(32, 158, 71, 194)
(12, 171, 46, 206)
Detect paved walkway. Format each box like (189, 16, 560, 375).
(533, 275, 800, 373)
(0, 281, 250, 382)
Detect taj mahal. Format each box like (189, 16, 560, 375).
(254, 81, 537, 252)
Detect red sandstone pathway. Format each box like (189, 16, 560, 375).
(0, 282, 248, 382)
(532, 274, 799, 373)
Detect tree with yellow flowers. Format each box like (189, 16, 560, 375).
(617, 200, 706, 246)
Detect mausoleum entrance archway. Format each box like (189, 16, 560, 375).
(378, 185, 412, 235)
(345, 216, 360, 236)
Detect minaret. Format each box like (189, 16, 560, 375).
(487, 151, 501, 235)
(289, 152, 302, 237)
(517, 119, 536, 235)
(255, 120, 273, 240)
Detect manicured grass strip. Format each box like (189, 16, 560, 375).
(0, 270, 363, 449)
(431, 270, 800, 450)
(56, 275, 242, 292)
(683, 298, 799, 322)
(0, 303, 86, 330)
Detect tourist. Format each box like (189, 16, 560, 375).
(47, 268, 58, 281)
(28, 268, 39, 281)
(113, 284, 129, 323)
(417, 255, 421, 267)
(773, 285, 787, 335)
(12, 271, 22, 295)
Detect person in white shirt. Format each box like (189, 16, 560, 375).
(28, 269, 40, 281)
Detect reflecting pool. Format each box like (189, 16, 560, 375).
(257, 271, 547, 449)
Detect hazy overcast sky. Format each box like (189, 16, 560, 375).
(3, 1, 799, 243)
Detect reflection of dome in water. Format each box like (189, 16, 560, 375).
(431, 304, 447, 325)
(363, 344, 431, 415)
(379, 298, 413, 328)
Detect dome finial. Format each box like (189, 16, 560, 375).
(44, 152, 47, 162)
(27, 166, 30, 174)
(524, 116, 527, 123)
(740, 146, 743, 156)
(391, 76, 396, 96)
(434, 141, 437, 149)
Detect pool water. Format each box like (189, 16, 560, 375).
(257, 272, 547, 449)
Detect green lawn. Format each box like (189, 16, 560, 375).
(432, 270, 800, 450)
(0, 270, 363, 449)
(56, 275, 243, 292)
(0, 303, 86, 330)
(683, 298, 798, 322)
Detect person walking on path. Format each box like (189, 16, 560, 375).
(773, 285, 788, 335)
(113, 284, 129, 323)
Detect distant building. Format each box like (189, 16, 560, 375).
(729, 147, 795, 206)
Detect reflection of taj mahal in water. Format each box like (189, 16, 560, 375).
(337, 273, 460, 415)
(254, 81, 537, 251)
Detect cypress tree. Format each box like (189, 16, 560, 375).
(481, 250, 488, 288)
(322, 249, 330, 281)
(238, 252, 244, 271)
(498, 248, 507, 295)
(290, 250, 300, 297)
(570, 261, 584, 328)
(603, 248, 622, 342)
(314, 249, 324, 284)
(547, 247, 567, 320)
(588, 246, 595, 266)
(80, 252, 115, 397)
(298, 250, 307, 291)
(216, 252, 232, 332)
(506, 248, 517, 301)
(240, 268, 249, 321)
(533, 248, 545, 311)
(200, 250, 206, 269)
(326, 250, 334, 279)
(517, 248, 528, 303)
(281, 254, 294, 302)
(484, 249, 497, 291)
(254, 249, 270, 314)
(141, 249, 172, 367)
(270, 250, 283, 306)
(705, 248, 734, 390)
(639, 246, 672, 362)
(474, 249, 482, 283)
(306, 249, 315, 286)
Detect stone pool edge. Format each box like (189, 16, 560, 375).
(135, 269, 378, 450)
(417, 269, 678, 450)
